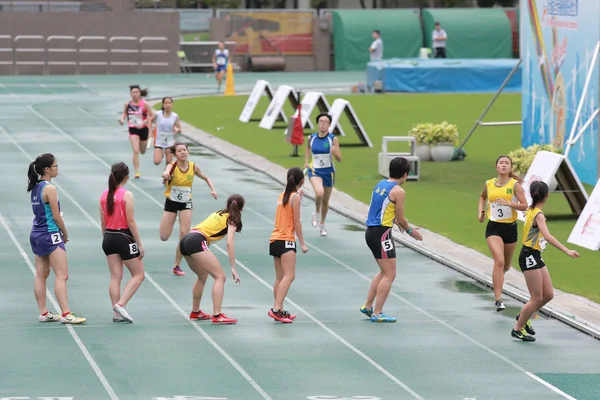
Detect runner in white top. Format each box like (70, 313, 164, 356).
(153, 97, 181, 184)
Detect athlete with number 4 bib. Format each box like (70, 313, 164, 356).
(304, 112, 342, 237)
(27, 153, 86, 325)
(160, 143, 218, 277)
(153, 97, 181, 178)
(478, 155, 527, 312)
(511, 181, 579, 342)
(100, 162, 145, 323)
(361, 157, 422, 323)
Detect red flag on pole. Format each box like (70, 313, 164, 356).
(290, 103, 304, 146)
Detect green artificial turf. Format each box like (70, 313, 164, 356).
(166, 93, 600, 303)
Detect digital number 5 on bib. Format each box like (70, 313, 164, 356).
(313, 154, 331, 168)
(170, 186, 191, 203)
(490, 202, 511, 221)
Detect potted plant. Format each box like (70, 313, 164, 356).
(508, 144, 562, 191)
(429, 121, 459, 162)
(408, 123, 433, 161)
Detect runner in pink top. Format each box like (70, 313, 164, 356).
(99, 162, 145, 324)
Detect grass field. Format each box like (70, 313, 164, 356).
(164, 92, 600, 304)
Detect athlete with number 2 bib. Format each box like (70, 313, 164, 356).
(160, 142, 217, 277)
(478, 155, 527, 312)
(361, 157, 422, 323)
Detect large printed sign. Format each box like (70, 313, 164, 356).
(568, 178, 600, 250)
(521, 0, 600, 185)
(221, 11, 314, 55)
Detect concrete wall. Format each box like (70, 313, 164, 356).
(0, 10, 180, 75)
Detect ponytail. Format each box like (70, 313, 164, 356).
(219, 194, 245, 232)
(27, 153, 55, 192)
(529, 181, 549, 209)
(106, 162, 130, 216)
(282, 167, 305, 206)
(140, 88, 149, 97)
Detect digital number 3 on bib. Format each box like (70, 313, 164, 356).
(490, 202, 512, 221)
(170, 186, 191, 203)
(312, 153, 331, 168)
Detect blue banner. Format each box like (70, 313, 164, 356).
(521, 0, 600, 184)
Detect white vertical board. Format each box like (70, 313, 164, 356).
(292, 91, 328, 130)
(259, 85, 295, 130)
(239, 80, 284, 123)
(328, 98, 374, 148)
(568, 178, 600, 250)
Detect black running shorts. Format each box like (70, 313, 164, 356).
(485, 220, 518, 244)
(518, 246, 546, 272)
(365, 225, 396, 260)
(102, 229, 140, 260)
(269, 240, 297, 257)
(180, 231, 209, 256)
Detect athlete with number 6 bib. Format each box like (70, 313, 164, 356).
(27, 153, 86, 325)
(478, 155, 527, 312)
(304, 112, 342, 237)
(153, 97, 181, 178)
(361, 157, 422, 323)
(511, 181, 579, 342)
(100, 162, 145, 323)
(160, 142, 218, 277)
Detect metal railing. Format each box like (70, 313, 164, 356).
(0, 34, 171, 74)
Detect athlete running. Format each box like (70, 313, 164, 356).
(212, 41, 229, 92)
(118, 85, 155, 179)
(27, 153, 86, 324)
(179, 194, 244, 325)
(100, 162, 145, 323)
(160, 142, 218, 276)
(153, 97, 181, 178)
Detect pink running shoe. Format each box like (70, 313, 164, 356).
(173, 266, 186, 276)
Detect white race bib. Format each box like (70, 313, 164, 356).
(128, 114, 142, 127)
(312, 153, 331, 169)
(490, 202, 512, 221)
(285, 241, 296, 249)
(539, 238, 547, 251)
(157, 130, 174, 147)
(170, 186, 191, 203)
(217, 57, 226, 65)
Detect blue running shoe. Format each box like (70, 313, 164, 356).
(360, 305, 373, 317)
(370, 313, 397, 323)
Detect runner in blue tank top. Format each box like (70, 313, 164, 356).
(361, 157, 422, 323)
(212, 41, 230, 92)
(304, 112, 342, 237)
(27, 153, 86, 325)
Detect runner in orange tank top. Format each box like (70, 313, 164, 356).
(268, 167, 308, 323)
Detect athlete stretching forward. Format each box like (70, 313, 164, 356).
(361, 157, 422, 323)
(27, 153, 86, 324)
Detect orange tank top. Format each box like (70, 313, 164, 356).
(100, 187, 129, 230)
(270, 191, 297, 242)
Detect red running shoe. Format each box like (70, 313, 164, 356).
(269, 309, 293, 323)
(212, 313, 237, 325)
(189, 310, 211, 320)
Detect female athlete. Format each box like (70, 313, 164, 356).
(153, 97, 181, 176)
(118, 85, 155, 179)
(304, 112, 342, 237)
(512, 181, 579, 341)
(100, 162, 145, 323)
(478, 155, 528, 312)
(179, 194, 244, 325)
(27, 153, 86, 324)
(160, 142, 218, 276)
(268, 167, 308, 323)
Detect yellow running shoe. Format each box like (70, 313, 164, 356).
(61, 312, 87, 324)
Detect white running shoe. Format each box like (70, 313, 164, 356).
(39, 310, 61, 323)
(311, 213, 319, 227)
(60, 312, 87, 324)
(319, 225, 328, 236)
(113, 303, 134, 323)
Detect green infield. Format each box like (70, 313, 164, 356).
(165, 92, 600, 304)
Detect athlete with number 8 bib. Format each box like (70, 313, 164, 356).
(27, 153, 86, 325)
(361, 157, 422, 323)
(268, 167, 308, 324)
(511, 181, 579, 342)
(304, 112, 342, 237)
(160, 142, 218, 277)
(100, 162, 145, 323)
(478, 155, 528, 312)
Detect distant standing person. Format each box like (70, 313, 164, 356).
(432, 22, 447, 58)
(212, 41, 229, 93)
(369, 30, 383, 61)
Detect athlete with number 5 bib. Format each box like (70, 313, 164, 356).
(361, 157, 422, 323)
(478, 155, 527, 312)
(27, 153, 86, 325)
(304, 112, 342, 237)
(100, 162, 145, 323)
(153, 97, 181, 178)
(511, 181, 579, 342)
(269, 167, 308, 323)
(160, 142, 218, 277)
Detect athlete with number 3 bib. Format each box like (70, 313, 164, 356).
(478, 155, 527, 312)
(28, 153, 86, 325)
(160, 142, 218, 277)
(361, 157, 422, 323)
(100, 162, 145, 323)
(511, 181, 579, 342)
(304, 112, 342, 237)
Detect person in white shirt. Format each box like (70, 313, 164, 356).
(432, 22, 447, 58)
(369, 30, 383, 61)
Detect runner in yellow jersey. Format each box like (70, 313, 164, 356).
(478, 155, 527, 312)
(511, 181, 579, 342)
(159, 142, 218, 276)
